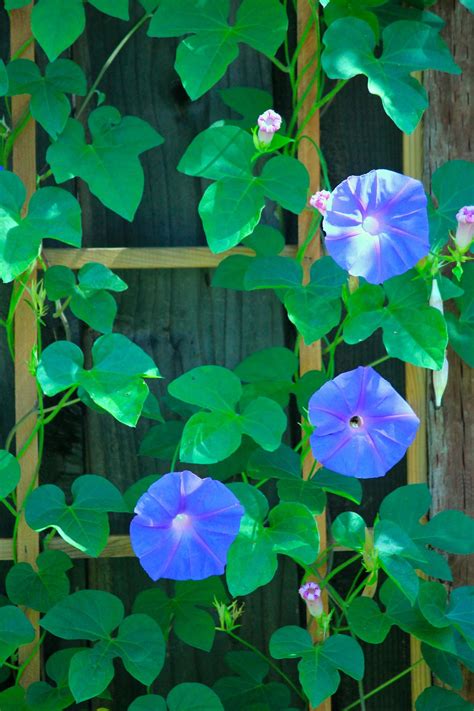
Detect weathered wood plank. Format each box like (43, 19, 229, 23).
(424, 3, 474, 701)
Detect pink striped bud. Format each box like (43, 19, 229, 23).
(299, 581, 323, 618)
(257, 109, 282, 145)
(433, 356, 449, 408)
(455, 206, 474, 251)
(309, 190, 331, 216)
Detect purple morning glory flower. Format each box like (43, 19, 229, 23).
(322, 169, 429, 284)
(308, 367, 419, 479)
(130, 470, 244, 581)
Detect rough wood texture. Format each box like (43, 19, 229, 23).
(10, 4, 40, 685)
(424, 1, 473, 702)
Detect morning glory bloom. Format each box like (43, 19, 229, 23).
(308, 366, 420, 478)
(310, 189, 331, 216)
(455, 206, 474, 251)
(130, 470, 244, 581)
(299, 581, 323, 617)
(322, 169, 429, 284)
(257, 109, 282, 145)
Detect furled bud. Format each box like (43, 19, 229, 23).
(257, 109, 282, 145)
(299, 581, 323, 618)
(454, 206, 474, 252)
(433, 356, 449, 408)
(429, 279, 443, 314)
(309, 189, 331, 216)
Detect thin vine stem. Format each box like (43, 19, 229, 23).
(342, 660, 423, 711)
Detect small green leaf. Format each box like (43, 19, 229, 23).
(415, 686, 472, 711)
(180, 411, 242, 464)
(89, 0, 129, 20)
(25, 475, 126, 557)
(241, 396, 287, 451)
(260, 155, 310, 214)
(247, 444, 300, 480)
(169, 366, 242, 411)
(0, 450, 20, 499)
(243, 224, 286, 256)
(269, 626, 313, 659)
(47, 106, 163, 221)
(331, 512, 366, 551)
(6, 551, 71, 613)
(312, 468, 362, 504)
(68, 644, 115, 703)
(235, 347, 298, 382)
(129, 697, 167, 711)
(244, 255, 303, 289)
(219, 86, 273, 131)
(0, 60, 9, 95)
(178, 123, 254, 180)
(421, 644, 463, 690)
(167, 683, 225, 711)
(32, 0, 85, 61)
(347, 597, 392, 643)
(113, 614, 165, 685)
(0, 606, 35, 665)
(26, 647, 78, 711)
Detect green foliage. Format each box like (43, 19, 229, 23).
(0, 450, 20, 499)
(26, 648, 79, 711)
(415, 686, 473, 710)
(322, 18, 460, 133)
(213, 651, 291, 710)
(45, 263, 127, 333)
(429, 160, 474, 249)
(37, 333, 161, 426)
(148, 0, 288, 99)
(41, 590, 165, 702)
(167, 683, 224, 711)
(446, 262, 474, 367)
(0, 605, 35, 665)
(25, 475, 126, 556)
(347, 597, 392, 643)
(6, 551, 71, 612)
(47, 106, 163, 220)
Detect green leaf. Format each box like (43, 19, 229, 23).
(413, 510, 474, 554)
(178, 123, 254, 180)
(199, 177, 265, 253)
(269, 626, 313, 659)
(284, 287, 341, 344)
(429, 160, 474, 249)
(312, 468, 362, 504)
(294, 369, 328, 414)
(421, 644, 463, 690)
(375, 520, 426, 603)
(219, 86, 273, 131)
(322, 18, 460, 132)
(68, 644, 115, 703)
(324, 0, 385, 39)
(113, 614, 165, 685)
(415, 686, 473, 711)
(26, 647, 78, 711)
(37, 334, 160, 427)
(243, 224, 286, 256)
(0, 60, 8, 95)
(0, 172, 82, 283)
(418, 582, 449, 628)
(247, 444, 300, 480)
(244, 255, 303, 289)
(139, 421, 184, 460)
(42, 590, 123, 641)
(129, 697, 167, 711)
(89, 0, 129, 20)
(25, 475, 126, 557)
(226, 521, 276, 596)
(446, 587, 474, 644)
(47, 106, 163, 221)
(347, 597, 392, 643)
(175, 32, 239, 101)
(169, 366, 242, 411)
(32, 0, 85, 61)
(180, 411, 242, 464)
(0, 606, 35, 665)
(0, 450, 20, 499)
(446, 313, 474, 367)
(233, 0, 289, 56)
(235, 347, 298, 382)
(260, 156, 310, 214)
(7, 59, 86, 138)
(379, 483, 431, 535)
(211, 255, 253, 290)
(5, 0, 32, 8)
(343, 284, 385, 344)
(6, 551, 71, 613)
(277, 479, 326, 515)
(167, 683, 224, 711)
(269, 502, 319, 563)
(214, 650, 291, 710)
(241, 396, 287, 451)
(331, 512, 366, 551)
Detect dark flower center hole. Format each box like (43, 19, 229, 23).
(349, 415, 363, 429)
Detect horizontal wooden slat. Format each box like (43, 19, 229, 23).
(43, 245, 298, 270)
(0, 534, 361, 560)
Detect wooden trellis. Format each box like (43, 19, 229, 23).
(7, 4, 430, 708)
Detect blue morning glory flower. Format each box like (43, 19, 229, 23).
(308, 366, 420, 478)
(130, 470, 244, 581)
(322, 169, 429, 284)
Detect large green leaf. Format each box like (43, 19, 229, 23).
(26, 648, 78, 711)
(180, 411, 242, 464)
(129, 697, 167, 711)
(6, 551, 71, 613)
(379, 483, 431, 535)
(0, 171, 82, 283)
(0, 606, 35, 665)
(0, 450, 20, 499)
(284, 287, 341, 344)
(415, 686, 473, 711)
(7, 59, 86, 138)
(219, 86, 273, 131)
(148, 0, 287, 99)
(374, 519, 426, 603)
(412, 510, 474, 554)
(68, 645, 115, 703)
(25, 475, 126, 557)
(37, 334, 161, 426)
(167, 683, 224, 711)
(322, 18, 460, 132)
(178, 123, 254, 180)
(446, 587, 474, 644)
(47, 106, 163, 220)
(260, 156, 309, 214)
(347, 597, 392, 643)
(169, 366, 242, 411)
(240, 397, 287, 450)
(32, 0, 85, 61)
(421, 644, 463, 690)
(112, 614, 166, 686)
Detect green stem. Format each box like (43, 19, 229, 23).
(15, 632, 46, 685)
(323, 553, 361, 584)
(223, 629, 307, 703)
(77, 12, 153, 119)
(295, 80, 348, 141)
(11, 35, 34, 61)
(296, 212, 321, 263)
(2, 109, 32, 166)
(269, 56, 291, 74)
(1, 498, 18, 517)
(297, 134, 331, 190)
(170, 439, 181, 471)
(342, 660, 423, 711)
(366, 354, 390, 368)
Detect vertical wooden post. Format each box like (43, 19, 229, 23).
(297, 4, 330, 711)
(403, 74, 431, 708)
(11, 4, 40, 685)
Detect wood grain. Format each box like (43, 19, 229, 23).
(424, 5, 473, 701)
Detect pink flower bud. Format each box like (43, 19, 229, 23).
(433, 356, 449, 408)
(429, 279, 443, 314)
(299, 581, 323, 618)
(257, 109, 282, 145)
(455, 206, 474, 251)
(309, 190, 331, 216)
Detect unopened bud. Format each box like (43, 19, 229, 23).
(299, 581, 323, 618)
(429, 279, 443, 314)
(454, 206, 474, 252)
(433, 356, 449, 408)
(309, 190, 331, 216)
(257, 109, 282, 145)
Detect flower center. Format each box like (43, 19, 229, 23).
(362, 216, 380, 235)
(349, 415, 363, 429)
(172, 512, 191, 530)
